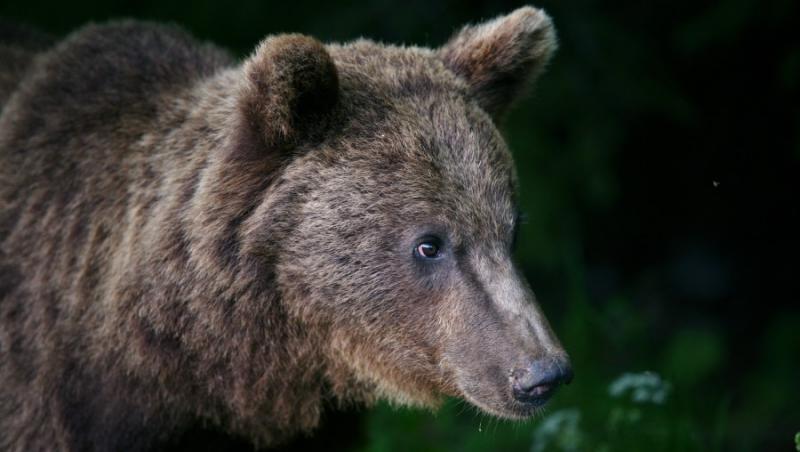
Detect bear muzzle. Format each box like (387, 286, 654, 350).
(510, 356, 573, 407)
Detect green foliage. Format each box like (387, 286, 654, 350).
(662, 329, 724, 387)
(608, 372, 670, 405)
(531, 409, 582, 452)
(531, 372, 676, 452)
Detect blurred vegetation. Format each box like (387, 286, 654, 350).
(2, 0, 798, 450)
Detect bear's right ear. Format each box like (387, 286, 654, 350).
(235, 34, 339, 157)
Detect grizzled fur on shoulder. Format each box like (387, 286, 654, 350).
(0, 7, 568, 451)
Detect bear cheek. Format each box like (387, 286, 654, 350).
(282, 256, 447, 396)
(322, 303, 449, 407)
(362, 292, 447, 383)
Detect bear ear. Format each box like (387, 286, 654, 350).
(437, 6, 557, 120)
(236, 34, 339, 156)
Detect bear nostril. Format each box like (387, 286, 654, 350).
(511, 357, 573, 404)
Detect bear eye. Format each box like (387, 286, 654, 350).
(414, 240, 442, 259)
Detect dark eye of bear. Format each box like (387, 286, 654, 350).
(415, 242, 441, 259)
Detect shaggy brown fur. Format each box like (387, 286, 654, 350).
(0, 6, 568, 451)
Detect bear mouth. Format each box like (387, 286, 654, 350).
(455, 381, 558, 420)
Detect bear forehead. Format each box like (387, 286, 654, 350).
(319, 42, 517, 241)
(328, 39, 466, 98)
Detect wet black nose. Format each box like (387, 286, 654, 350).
(511, 357, 573, 405)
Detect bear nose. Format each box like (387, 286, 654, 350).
(510, 357, 573, 405)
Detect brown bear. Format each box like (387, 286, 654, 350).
(0, 6, 572, 451)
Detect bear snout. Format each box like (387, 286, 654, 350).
(510, 356, 573, 406)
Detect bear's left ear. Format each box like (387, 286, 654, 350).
(437, 6, 557, 120)
(236, 34, 339, 156)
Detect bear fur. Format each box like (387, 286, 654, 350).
(0, 6, 568, 451)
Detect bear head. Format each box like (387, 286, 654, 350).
(226, 6, 570, 420)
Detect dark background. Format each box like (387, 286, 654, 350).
(2, 0, 798, 450)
